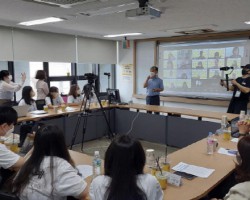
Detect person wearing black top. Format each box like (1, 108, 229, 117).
(221, 65, 250, 114)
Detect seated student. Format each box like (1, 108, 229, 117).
(18, 86, 37, 112)
(45, 86, 65, 109)
(90, 135, 163, 200)
(0, 107, 25, 171)
(11, 124, 88, 200)
(211, 135, 250, 200)
(67, 84, 83, 106)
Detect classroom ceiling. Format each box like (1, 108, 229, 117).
(0, 0, 250, 40)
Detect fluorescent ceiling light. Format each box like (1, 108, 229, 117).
(244, 21, 250, 24)
(104, 33, 142, 38)
(18, 17, 64, 26)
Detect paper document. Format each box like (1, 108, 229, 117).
(218, 147, 237, 157)
(76, 165, 93, 179)
(66, 107, 78, 112)
(172, 162, 215, 178)
(231, 138, 239, 143)
(30, 110, 47, 115)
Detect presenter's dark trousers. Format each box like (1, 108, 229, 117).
(227, 98, 248, 114)
(146, 95, 160, 114)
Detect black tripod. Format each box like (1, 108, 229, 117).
(70, 82, 114, 151)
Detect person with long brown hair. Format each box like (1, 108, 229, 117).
(212, 135, 250, 200)
(67, 84, 83, 106)
(11, 125, 88, 200)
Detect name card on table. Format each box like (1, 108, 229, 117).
(165, 172, 182, 187)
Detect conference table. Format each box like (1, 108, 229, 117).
(17, 103, 238, 148)
(70, 134, 238, 200)
(117, 103, 238, 121)
(17, 103, 238, 122)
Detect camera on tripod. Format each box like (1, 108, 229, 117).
(84, 73, 98, 84)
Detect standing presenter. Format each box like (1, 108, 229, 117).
(143, 66, 164, 114)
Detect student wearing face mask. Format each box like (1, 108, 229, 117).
(0, 70, 26, 106)
(220, 64, 250, 114)
(211, 135, 250, 200)
(143, 66, 164, 108)
(67, 84, 83, 106)
(45, 86, 65, 109)
(18, 86, 37, 112)
(0, 107, 25, 172)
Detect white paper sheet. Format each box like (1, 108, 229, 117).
(66, 107, 78, 112)
(217, 147, 237, 157)
(231, 138, 239, 143)
(76, 165, 93, 179)
(172, 162, 215, 178)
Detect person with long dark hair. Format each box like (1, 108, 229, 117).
(67, 84, 83, 106)
(90, 135, 163, 200)
(35, 70, 49, 100)
(11, 124, 88, 200)
(211, 135, 250, 200)
(18, 86, 37, 112)
(45, 86, 65, 109)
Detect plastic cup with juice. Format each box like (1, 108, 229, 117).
(155, 171, 168, 190)
(43, 105, 49, 112)
(162, 162, 170, 172)
(223, 130, 231, 141)
(61, 104, 66, 112)
(101, 100, 106, 107)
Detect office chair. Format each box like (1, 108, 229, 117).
(0, 191, 20, 200)
(35, 99, 46, 110)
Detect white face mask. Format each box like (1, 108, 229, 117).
(53, 93, 59, 98)
(9, 75, 12, 81)
(150, 72, 156, 77)
(4, 126, 14, 137)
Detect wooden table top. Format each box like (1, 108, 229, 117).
(117, 103, 238, 121)
(17, 103, 238, 123)
(70, 134, 237, 200)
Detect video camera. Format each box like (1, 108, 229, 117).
(84, 73, 98, 84)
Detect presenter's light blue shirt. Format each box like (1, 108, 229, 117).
(146, 76, 164, 96)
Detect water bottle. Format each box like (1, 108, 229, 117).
(92, 151, 101, 178)
(239, 110, 246, 122)
(207, 132, 214, 155)
(215, 115, 228, 135)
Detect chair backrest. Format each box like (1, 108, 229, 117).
(35, 99, 46, 110)
(0, 191, 20, 200)
(61, 95, 68, 103)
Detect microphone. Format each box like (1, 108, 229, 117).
(219, 67, 234, 71)
(104, 72, 110, 76)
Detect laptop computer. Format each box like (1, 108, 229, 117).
(12, 105, 30, 117)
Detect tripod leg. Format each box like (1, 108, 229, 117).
(70, 115, 82, 150)
(92, 86, 114, 139)
(70, 94, 88, 150)
(81, 113, 88, 152)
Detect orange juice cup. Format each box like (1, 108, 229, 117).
(223, 130, 231, 141)
(101, 100, 106, 107)
(162, 162, 170, 172)
(151, 166, 158, 176)
(156, 171, 168, 190)
(61, 104, 66, 112)
(10, 143, 20, 153)
(43, 105, 49, 112)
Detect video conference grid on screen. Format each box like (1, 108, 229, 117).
(159, 40, 250, 99)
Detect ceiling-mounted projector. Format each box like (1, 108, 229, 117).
(125, 6, 161, 20)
